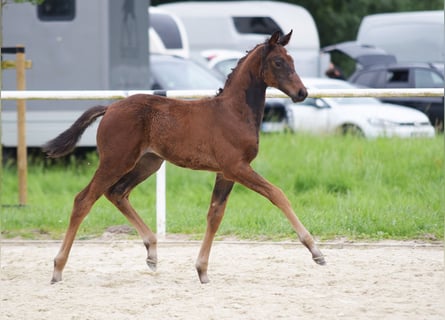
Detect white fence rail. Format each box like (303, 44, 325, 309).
(1, 88, 444, 100)
(2, 88, 443, 236)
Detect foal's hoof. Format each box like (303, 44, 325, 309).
(313, 255, 326, 266)
(50, 276, 61, 284)
(146, 258, 157, 271)
(196, 268, 210, 284)
(198, 272, 210, 284)
(50, 271, 62, 284)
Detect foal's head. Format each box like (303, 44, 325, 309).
(261, 30, 307, 102)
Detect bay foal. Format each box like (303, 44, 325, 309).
(44, 31, 325, 284)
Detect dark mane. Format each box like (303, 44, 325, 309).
(217, 42, 266, 96)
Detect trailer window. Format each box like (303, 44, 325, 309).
(38, 0, 75, 21)
(232, 17, 282, 35)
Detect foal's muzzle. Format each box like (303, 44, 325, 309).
(291, 87, 308, 103)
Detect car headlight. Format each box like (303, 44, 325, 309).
(368, 118, 398, 127)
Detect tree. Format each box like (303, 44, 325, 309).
(288, 0, 443, 47)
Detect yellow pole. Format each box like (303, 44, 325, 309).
(16, 45, 27, 205)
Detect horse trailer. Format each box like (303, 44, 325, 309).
(158, 1, 330, 77)
(2, 1, 186, 149)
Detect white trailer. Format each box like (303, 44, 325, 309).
(158, 1, 329, 77)
(356, 10, 444, 63)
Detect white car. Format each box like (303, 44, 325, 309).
(286, 78, 435, 138)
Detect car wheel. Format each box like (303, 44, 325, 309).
(339, 124, 364, 137)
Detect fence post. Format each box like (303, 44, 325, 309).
(16, 45, 27, 205)
(156, 162, 166, 237)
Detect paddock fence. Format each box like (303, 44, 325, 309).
(2, 88, 444, 100)
(2, 88, 444, 236)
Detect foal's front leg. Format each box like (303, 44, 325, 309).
(196, 173, 234, 284)
(226, 164, 325, 265)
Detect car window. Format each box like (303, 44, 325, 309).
(385, 70, 410, 88)
(433, 64, 444, 77)
(232, 17, 283, 35)
(151, 60, 222, 90)
(414, 69, 444, 88)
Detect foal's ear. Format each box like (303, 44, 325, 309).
(278, 30, 293, 46)
(268, 31, 281, 46)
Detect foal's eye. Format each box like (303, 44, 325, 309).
(274, 60, 282, 68)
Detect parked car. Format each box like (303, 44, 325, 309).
(201, 49, 245, 79)
(285, 78, 435, 138)
(322, 41, 444, 130)
(348, 63, 444, 129)
(149, 54, 223, 90)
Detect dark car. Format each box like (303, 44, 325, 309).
(349, 63, 444, 129)
(323, 41, 444, 130)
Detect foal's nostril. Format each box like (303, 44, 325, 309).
(298, 88, 308, 100)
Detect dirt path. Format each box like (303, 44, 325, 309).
(1, 240, 443, 320)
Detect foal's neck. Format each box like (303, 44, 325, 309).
(221, 46, 267, 129)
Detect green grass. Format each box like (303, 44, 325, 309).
(1, 134, 443, 241)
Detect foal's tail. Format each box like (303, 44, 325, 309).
(43, 105, 108, 158)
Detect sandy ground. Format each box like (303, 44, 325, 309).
(1, 239, 443, 320)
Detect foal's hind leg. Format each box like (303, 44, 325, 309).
(225, 164, 325, 265)
(196, 173, 234, 284)
(51, 170, 119, 283)
(105, 153, 163, 271)
(51, 148, 146, 283)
